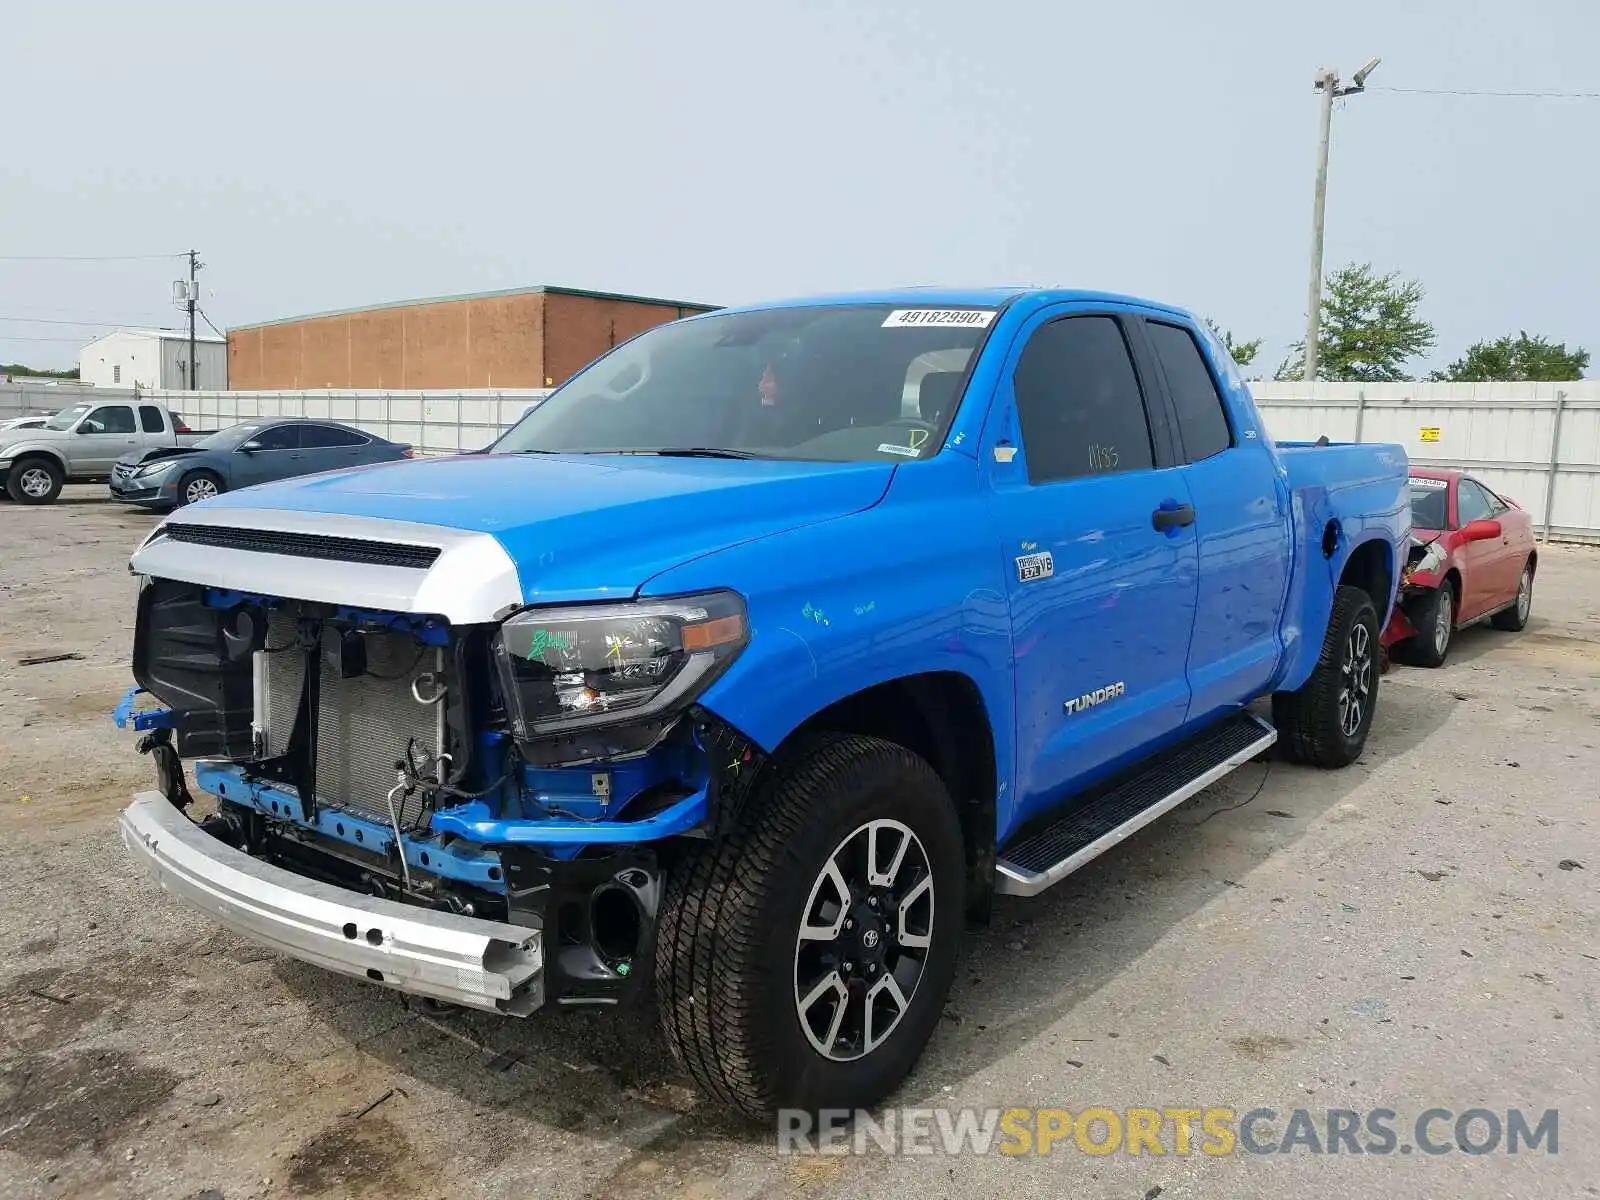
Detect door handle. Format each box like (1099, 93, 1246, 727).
(1152, 502, 1196, 531)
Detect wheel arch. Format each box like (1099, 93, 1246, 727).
(780, 670, 998, 925)
(1338, 536, 1394, 623)
(7, 447, 67, 476)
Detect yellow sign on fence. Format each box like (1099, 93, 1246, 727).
(1419, 426, 1442, 443)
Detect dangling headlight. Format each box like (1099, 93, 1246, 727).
(492, 591, 748, 740)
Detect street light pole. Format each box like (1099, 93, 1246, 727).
(1303, 57, 1380, 384)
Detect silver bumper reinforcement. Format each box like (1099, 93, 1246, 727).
(119, 792, 544, 1015)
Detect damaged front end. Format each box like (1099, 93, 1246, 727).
(117, 521, 765, 1015)
(1382, 534, 1449, 652)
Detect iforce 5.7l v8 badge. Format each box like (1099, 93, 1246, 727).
(1016, 551, 1054, 582)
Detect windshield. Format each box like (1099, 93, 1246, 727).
(194, 423, 263, 451)
(44, 404, 92, 431)
(1409, 478, 1449, 530)
(492, 303, 997, 462)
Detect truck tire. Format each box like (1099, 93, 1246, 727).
(1272, 584, 1380, 769)
(655, 732, 964, 1118)
(1401, 578, 1454, 668)
(176, 469, 224, 506)
(6, 456, 63, 504)
(1490, 558, 1534, 631)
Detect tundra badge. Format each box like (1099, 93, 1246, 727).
(1064, 681, 1126, 715)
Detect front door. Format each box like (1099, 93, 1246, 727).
(984, 308, 1199, 829)
(73, 405, 141, 475)
(232, 423, 303, 488)
(1455, 477, 1515, 619)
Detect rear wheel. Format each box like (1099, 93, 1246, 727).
(1402, 579, 1455, 668)
(5, 456, 63, 504)
(1273, 584, 1380, 768)
(176, 469, 224, 506)
(655, 732, 964, 1118)
(1491, 560, 1534, 631)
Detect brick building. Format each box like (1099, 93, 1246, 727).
(226, 285, 716, 390)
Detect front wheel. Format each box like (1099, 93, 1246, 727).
(5, 457, 63, 504)
(1273, 584, 1381, 768)
(1402, 579, 1454, 668)
(176, 469, 224, 507)
(655, 732, 964, 1118)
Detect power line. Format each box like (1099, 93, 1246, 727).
(0, 314, 175, 328)
(0, 334, 100, 343)
(0, 252, 187, 262)
(1372, 85, 1600, 99)
(197, 307, 227, 339)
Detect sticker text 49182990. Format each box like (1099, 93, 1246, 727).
(881, 309, 998, 329)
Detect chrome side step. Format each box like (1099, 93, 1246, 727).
(995, 712, 1277, 897)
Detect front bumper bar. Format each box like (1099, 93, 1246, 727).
(119, 792, 544, 1015)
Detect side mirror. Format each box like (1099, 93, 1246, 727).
(239, 440, 261, 454)
(1462, 518, 1502, 542)
(76, 423, 98, 435)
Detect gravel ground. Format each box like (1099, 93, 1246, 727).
(1, 487, 1596, 1200)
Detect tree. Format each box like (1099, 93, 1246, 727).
(1205, 320, 1261, 368)
(0, 362, 78, 380)
(1432, 332, 1588, 382)
(1276, 262, 1435, 383)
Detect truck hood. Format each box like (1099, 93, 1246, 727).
(155, 452, 895, 611)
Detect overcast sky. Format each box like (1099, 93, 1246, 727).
(4, 0, 1596, 375)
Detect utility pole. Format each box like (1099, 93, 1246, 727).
(187, 249, 200, 390)
(1304, 57, 1380, 384)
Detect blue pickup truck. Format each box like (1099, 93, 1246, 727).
(117, 288, 1409, 1118)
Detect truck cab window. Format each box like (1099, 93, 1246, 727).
(1147, 321, 1232, 461)
(1011, 315, 1154, 484)
(139, 405, 165, 433)
(84, 406, 136, 434)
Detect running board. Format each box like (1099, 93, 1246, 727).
(995, 711, 1277, 897)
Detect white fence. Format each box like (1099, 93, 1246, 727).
(1251, 382, 1600, 543)
(0, 381, 551, 455)
(6, 378, 1598, 542)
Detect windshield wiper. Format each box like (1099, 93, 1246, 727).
(648, 447, 762, 460)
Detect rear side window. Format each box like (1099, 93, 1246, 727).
(300, 424, 369, 448)
(139, 405, 165, 433)
(85, 406, 136, 434)
(1147, 321, 1231, 462)
(1012, 316, 1154, 484)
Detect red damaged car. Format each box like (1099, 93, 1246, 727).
(1383, 469, 1537, 667)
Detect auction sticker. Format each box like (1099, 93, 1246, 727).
(1411, 476, 1448, 489)
(882, 309, 997, 328)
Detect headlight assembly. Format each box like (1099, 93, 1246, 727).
(492, 591, 747, 742)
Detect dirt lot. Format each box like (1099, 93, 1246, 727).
(2, 487, 1597, 1200)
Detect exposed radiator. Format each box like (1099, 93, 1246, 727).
(255, 610, 307, 759)
(313, 628, 446, 830)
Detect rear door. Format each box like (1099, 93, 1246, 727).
(983, 306, 1199, 828)
(1136, 316, 1292, 722)
(137, 403, 169, 450)
(72, 404, 140, 475)
(296, 423, 371, 476)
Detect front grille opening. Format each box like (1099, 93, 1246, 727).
(166, 524, 441, 570)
